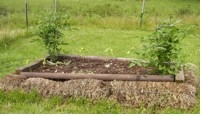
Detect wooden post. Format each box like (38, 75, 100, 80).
(169, 15, 172, 25)
(139, 0, 145, 30)
(54, 0, 57, 15)
(175, 69, 185, 82)
(155, 13, 158, 31)
(25, 0, 28, 31)
(20, 72, 175, 82)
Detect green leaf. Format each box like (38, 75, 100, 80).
(133, 22, 186, 74)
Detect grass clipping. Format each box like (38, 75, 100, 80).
(0, 65, 198, 110)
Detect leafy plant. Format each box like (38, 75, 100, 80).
(36, 12, 69, 61)
(132, 22, 186, 74)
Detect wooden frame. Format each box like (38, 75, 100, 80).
(15, 55, 184, 82)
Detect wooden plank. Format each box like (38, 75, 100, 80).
(20, 72, 175, 82)
(175, 69, 185, 82)
(58, 54, 133, 62)
(15, 59, 44, 74)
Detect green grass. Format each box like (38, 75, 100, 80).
(0, 0, 200, 114)
(0, 90, 200, 114)
(0, 0, 200, 30)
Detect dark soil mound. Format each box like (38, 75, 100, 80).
(32, 57, 152, 75)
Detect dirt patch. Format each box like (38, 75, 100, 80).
(0, 66, 199, 109)
(32, 57, 153, 75)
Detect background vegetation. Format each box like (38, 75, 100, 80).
(0, 0, 200, 114)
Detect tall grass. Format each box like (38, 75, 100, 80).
(0, 29, 33, 48)
(0, 0, 199, 30)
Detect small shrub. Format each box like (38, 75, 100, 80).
(0, 3, 8, 16)
(36, 12, 69, 61)
(132, 22, 186, 74)
(177, 5, 193, 15)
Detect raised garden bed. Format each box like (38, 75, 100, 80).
(15, 55, 184, 82)
(1, 55, 197, 110)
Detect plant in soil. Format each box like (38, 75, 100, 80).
(131, 22, 186, 75)
(35, 12, 69, 62)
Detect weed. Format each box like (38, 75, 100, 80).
(104, 47, 114, 56)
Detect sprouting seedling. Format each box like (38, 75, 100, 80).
(42, 58, 47, 66)
(79, 47, 85, 53)
(127, 47, 135, 54)
(104, 47, 114, 56)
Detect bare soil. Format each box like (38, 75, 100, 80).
(32, 57, 153, 74)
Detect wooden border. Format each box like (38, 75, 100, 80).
(57, 54, 134, 62)
(20, 72, 175, 82)
(15, 59, 44, 74)
(175, 69, 185, 82)
(16, 55, 184, 82)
